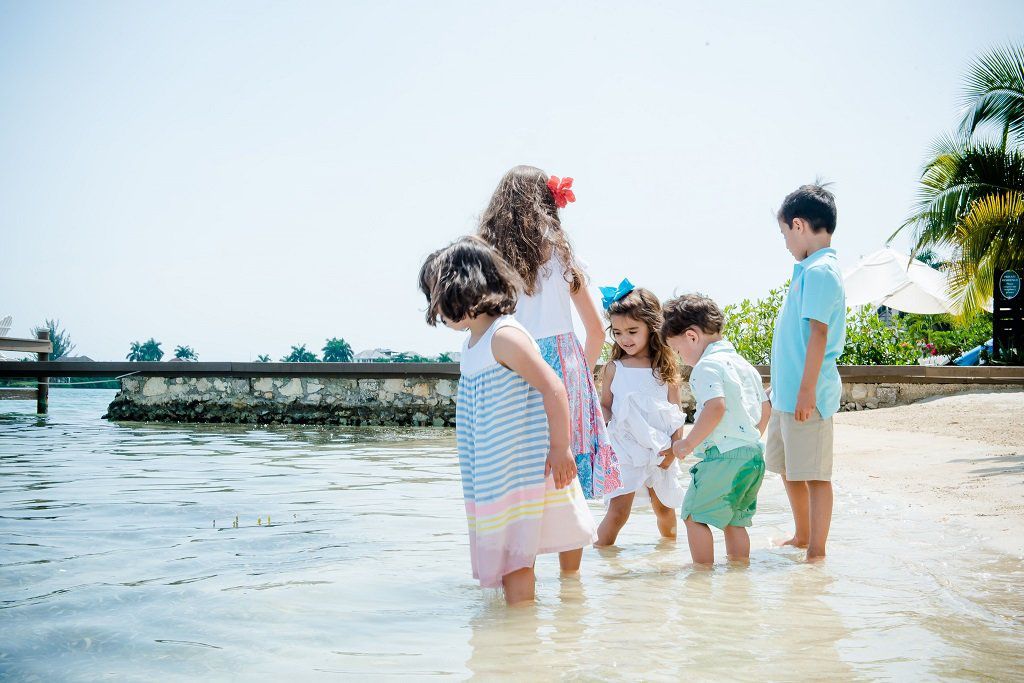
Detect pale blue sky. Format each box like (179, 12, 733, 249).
(2, 1, 1022, 361)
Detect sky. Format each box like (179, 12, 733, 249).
(2, 1, 1022, 361)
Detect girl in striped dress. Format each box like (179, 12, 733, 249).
(478, 166, 621, 500)
(419, 237, 596, 605)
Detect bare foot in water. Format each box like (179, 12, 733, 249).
(774, 536, 809, 548)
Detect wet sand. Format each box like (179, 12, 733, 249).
(835, 391, 1024, 558)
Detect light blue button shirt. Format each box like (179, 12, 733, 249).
(770, 247, 847, 418)
(690, 339, 768, 456)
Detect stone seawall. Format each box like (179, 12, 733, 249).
(104, 375, 457, 426)
(104, 370, 1022, 425)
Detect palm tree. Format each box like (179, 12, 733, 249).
(174, 345, 198, 360)
(255, 354, 272, 363)
(437, 352, 454, 363)
(281, 345, 320, 362)
(322, 337, 354, 362)
(127, 338, 163, 361)
(893, 44, 1024, 314)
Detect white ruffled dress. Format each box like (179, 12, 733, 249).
(604, 361, 686, 509)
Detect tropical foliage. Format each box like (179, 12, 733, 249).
(894, 43, 1024, 314)
(721, 285, 991, 366)
(174, 345, 198, 360)
(721, 285, 787, 365)
(322, 337, 354, 362)
(255, 354, 272, 363)
(35, 319, 75, 360)
(127, 338, 163, 362)
(281, 345, 319, 362)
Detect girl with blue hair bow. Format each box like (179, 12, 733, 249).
(595, 280, 686, 546)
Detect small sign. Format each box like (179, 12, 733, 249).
(1000, 270, 1021, 300)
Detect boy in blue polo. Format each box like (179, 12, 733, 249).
(766, 184, 846, 561)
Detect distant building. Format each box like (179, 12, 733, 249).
(55, 355, 95, 362)
(354, 348, 397, 363)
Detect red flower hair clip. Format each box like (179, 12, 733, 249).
(547, 176, 576, 209)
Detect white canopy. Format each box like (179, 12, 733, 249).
(843, 248, 961, 314)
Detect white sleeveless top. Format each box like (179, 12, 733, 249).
(609, 360, 669, 416)
(460, 315, 539, 377)
(514, 256, 576, 340)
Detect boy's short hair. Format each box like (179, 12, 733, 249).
(777, 184, 837, 234)
(661, 293, 724, 338)
(419, 236, 523, 326)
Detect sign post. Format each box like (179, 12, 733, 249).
(993, 268, 1023, 364)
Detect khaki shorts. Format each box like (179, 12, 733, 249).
(764, 410, 833, 481)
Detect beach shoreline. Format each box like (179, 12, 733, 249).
(832, 390, 1024, 558)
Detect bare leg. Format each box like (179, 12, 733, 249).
(806, 480, 833, 561)
(648, 488, 677, 539)
(559, 547, 583, 573)
(502, 566, 536, 606)
(780, 475, 810, 547)
(596, 493, 634, 547)
(684, 515, 714, 566)
(723, 525, 750, 562)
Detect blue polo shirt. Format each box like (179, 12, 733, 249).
(770, 247, 846, 419)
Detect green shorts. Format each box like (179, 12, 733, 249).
(682, 444, 765, 530)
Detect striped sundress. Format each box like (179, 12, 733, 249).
(456, 316, 597, 588)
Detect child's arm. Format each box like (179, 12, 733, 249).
(673, 397, 725, 458)
(758, 399, 771, 435)
(659, 382, 684, 469)
(600, 362, 615, 424)
(570, 285, 607, 372)
(492, 326, 577, 489)
(796, 320, 828, 422)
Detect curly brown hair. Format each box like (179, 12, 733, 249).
(660, 293, 724, 338)
(419, 236, 523, 326)
(478, 165, 584, 295)
(607, 287, 679, 386)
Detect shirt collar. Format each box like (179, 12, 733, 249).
(794, 246, 836, 273)
(698, 339, 735, 362)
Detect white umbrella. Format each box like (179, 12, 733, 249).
(843, 248, 959, 314)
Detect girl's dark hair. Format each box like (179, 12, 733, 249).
(419, 236, 523, 326)
(661, 293, 725, 338)
(478, 165, 584, 295)
(607, 287, 679, 386)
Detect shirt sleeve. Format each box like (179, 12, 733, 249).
(800, 266, 842, 325)
(690, 361, 725, 405)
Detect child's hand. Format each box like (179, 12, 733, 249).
(657, 447, 676, 470)
(795, 387, 816, 422)
(546, 446, 578, 490)
(672, 438, 694, 459)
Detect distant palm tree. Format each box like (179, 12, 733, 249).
(437, 352, 454, 363)
(281, 345, 320, 362)
(255, 354, 272, 363)
(174, 345, 198, 360)
(127, 338, 164, 362)
(892, 44, 1024, 314)
(322, 337, 354, 362)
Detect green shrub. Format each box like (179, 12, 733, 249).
(839, 306, 918, 365)
(721, 284, 786, 365)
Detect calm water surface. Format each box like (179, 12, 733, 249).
(1, 390, 1022, 681)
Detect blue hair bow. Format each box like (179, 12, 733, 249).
(600, 278, 635, 310)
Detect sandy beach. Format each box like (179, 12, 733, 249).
(834, 390, 1024, 558)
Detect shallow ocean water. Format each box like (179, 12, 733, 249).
(1, 390, 1022, 680)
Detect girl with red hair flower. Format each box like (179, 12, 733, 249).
(478, 166, 621, 531)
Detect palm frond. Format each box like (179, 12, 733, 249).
(947, 191, 1024, 315)
(959, 43, 1024, 143)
